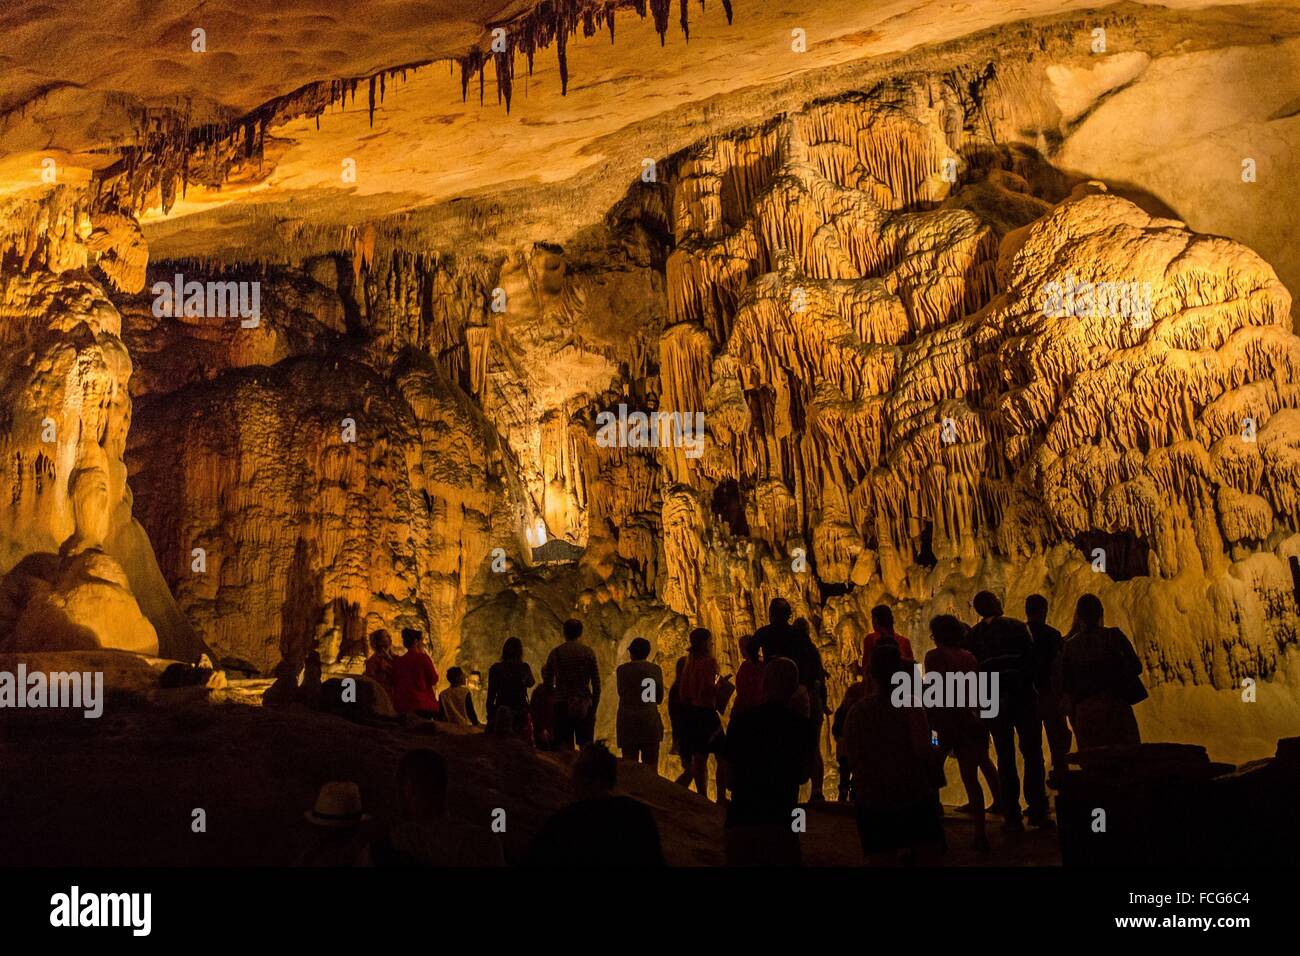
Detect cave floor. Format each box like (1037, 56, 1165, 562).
(0, 683, 1059, 867)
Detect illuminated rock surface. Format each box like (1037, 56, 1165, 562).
(1, 0, 1299, 766)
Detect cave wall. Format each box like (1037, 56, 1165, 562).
(115, 260, 521, 675)
(621, 84, 1300, 760)
(97, 76, 1300, 762)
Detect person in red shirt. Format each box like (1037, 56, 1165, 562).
(679, 628, 730, 802)
(391, 628, 440, 718)
(859, 604, 914, 675)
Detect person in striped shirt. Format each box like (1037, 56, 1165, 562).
(542, 618, 601, 749)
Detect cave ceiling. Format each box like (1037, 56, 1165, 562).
(3, 0, 1296, 298)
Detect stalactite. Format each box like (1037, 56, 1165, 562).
(495, 49, 514, 112)
(451, 0, 735, 106)
(557, 28, 570, 95)
(650, 0, 671, 43)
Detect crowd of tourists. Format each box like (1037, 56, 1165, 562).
(300, 587, 1145, 866)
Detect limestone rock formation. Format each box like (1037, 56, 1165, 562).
(125, 343, 509, 675)
(0, 198, 196, 656)
(623, 89, 1300, 755)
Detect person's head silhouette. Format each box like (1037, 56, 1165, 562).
(768, 598, 792, 626)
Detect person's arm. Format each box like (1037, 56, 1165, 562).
(422, 655, 438, 688)
(486, 666, 498, 717)
(588, 652, 601, 708)
(541, 650, 554, 687)
(524, 663, 536, 689)
(466, 692, 480, 726)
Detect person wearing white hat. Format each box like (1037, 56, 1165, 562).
(298, 781, 371, 866)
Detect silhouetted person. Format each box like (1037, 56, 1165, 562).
(616, 637, 664, 768)
(530, 681, 555, 750)
(844, 643, 944, 865)
(859, 604, 914, 672)
(791, 617, 829, 801)
(439, 666, 479, 726)
(924, 614, 999, 853)
(542, 618, 600, 749)
(1025, 594, 1071, 773)
(391, 628, 440, 719)
(299, 646, 323, 708)
(262, 658, 303, 710)
(525, 742, 665, 867)
(1060, 593, 1145, 749)
(968, 591, 1050, 831)
(723, 657, 811, 866)
(731, 634, 765, 717)
(298, 781, 371, 866)
(363, 629, 396, 700)
(667, 655, 693, 786)
(831, 674, 869, 802)
(752, 598, 802, 665)
(363, 749, 504, 866)
(678, 627, 728, 801)
(487, 636, 535, 736)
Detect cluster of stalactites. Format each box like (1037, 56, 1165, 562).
(456, 0, 735, 109)
(91, 2, 741, 216)
(93, 66, 415, 217)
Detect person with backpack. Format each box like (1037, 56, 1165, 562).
(967, 591, 1051, 832)
(541, 618, 601, 749)
(1060, 593, 1145, 749)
